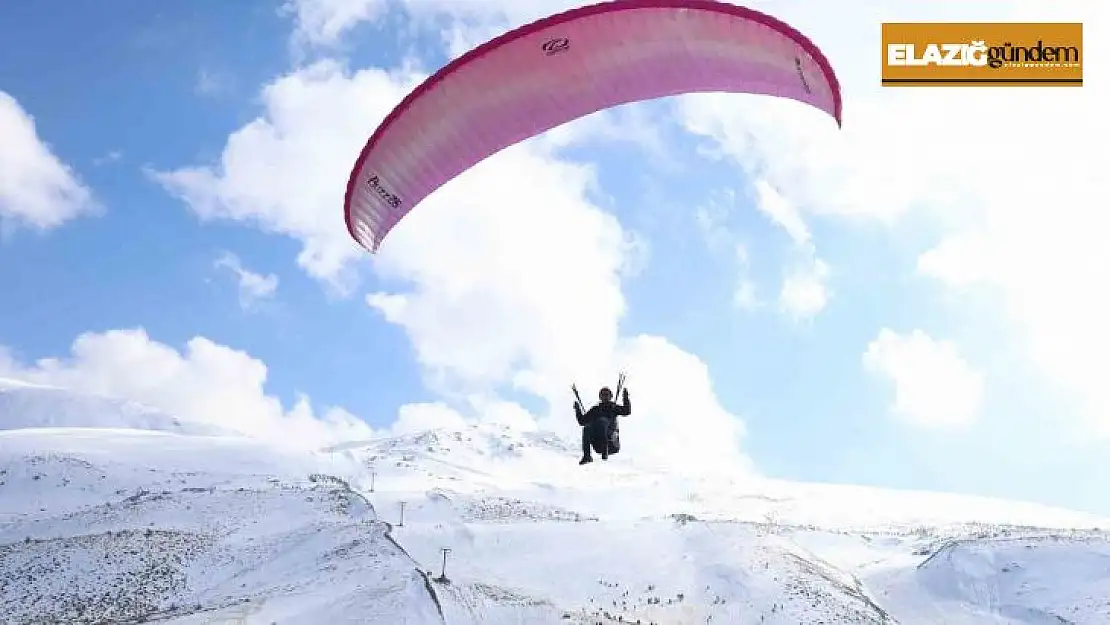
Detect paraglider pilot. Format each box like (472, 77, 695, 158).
(575, 386, 631, 465)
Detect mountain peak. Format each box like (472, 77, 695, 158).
(326, 421, 578, 460)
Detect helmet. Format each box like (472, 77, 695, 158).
(598, 387, 613, 401)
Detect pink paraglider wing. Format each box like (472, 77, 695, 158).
(345, 0, 842, 253)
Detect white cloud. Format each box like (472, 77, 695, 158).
(93, 150, 123, 166)
(751, 180, 830, 321)
(214, 251, 279, 310)
(470, 398, 539, 431)
(674, 0, 1110, 436)
(151, 60, 424, 292)
(601, 335, 750, 474)
(286, 0, 582, 50)
(672, 0, 1076, 227)
(408, 0, 581, 25)
(283, 0, 386, 49)
(533, 102, 675, 167)
(364, 139, 631, 395)
(696, 204, 730, 253)
(693, 193, 760, 312)
(695, 188, 745, 255)
(0, 328, 373, 450)
(780, 256, 830, 322)
(919, 212, 1110, 436)
(752, 179, 810, 246)
(863, 328, 984, 429)
(691, 176, 832, 321)
(390, 402, 469, 435)
(917, 234, 996, 289)
(911, 6, 1110, 438)
(0, 91, 99, 233)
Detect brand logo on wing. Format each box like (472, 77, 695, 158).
(542, 37, 570, 56)
(366, 175, 401, 209)
(794, 57, 812, 93)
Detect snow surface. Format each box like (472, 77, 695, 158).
(0, 379, 235, 437)
(2, 383, 1109, 624)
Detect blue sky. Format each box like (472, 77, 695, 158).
(1, 0, 1107, 515)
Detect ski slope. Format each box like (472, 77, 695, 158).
(2, 381, 1109, 623)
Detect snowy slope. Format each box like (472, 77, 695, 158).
(3, 384, 1110, 624)
(871, 531, 1110, 624)
(336, 424, 1104, 530)
(337, 425, 1110, 624)
(0, 378, 234, 437)
(0, 428, 444, 624)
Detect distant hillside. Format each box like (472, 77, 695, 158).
(0, 378, 237, 437)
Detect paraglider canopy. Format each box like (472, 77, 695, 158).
(345, 0, 842, 254)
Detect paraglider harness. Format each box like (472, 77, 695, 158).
(573, 371, 626, 456)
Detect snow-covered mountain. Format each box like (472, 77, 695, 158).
(0, 378, 235, 437)
(2, 383, 1109, 624)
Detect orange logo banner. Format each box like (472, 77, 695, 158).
(881, 23, 1083, 87)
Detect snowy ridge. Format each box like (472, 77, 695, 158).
(340, 421, 1104, 531)
(2, 383, 1110, 623)
(0, 378, 236, 437)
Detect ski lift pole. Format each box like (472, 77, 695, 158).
(439, 547, 451, 580)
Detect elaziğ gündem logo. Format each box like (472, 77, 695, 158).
(882, 22, 1083, 86)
